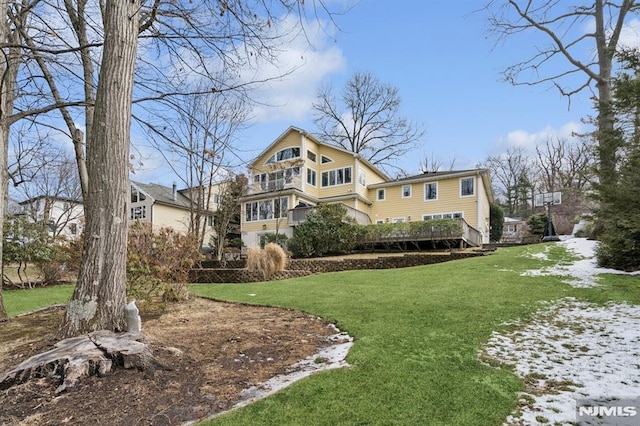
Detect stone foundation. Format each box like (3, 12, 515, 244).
(189, 252, 484, 284)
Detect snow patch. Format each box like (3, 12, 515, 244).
(482, 237, 640, 425)
(521, 238, 639, 287)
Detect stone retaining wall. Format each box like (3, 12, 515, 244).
(190, 251, 484, 284)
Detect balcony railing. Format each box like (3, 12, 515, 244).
(357, 218, 483, 248)
(287, 204, 372, 226)
(247, 176, 303, 195)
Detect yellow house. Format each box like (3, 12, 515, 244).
(241, 126, 494, 248)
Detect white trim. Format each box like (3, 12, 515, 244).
(424, 182, 438, 201)
(401, 184, 412, 198)
(460, 176, 475, 197)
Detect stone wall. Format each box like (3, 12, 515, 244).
(189, 251, 484, 284)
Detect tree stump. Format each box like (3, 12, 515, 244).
(0, 330, 155, 394)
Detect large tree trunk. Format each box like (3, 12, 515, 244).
(59, 0, 141, 337)
(0, 0, 22, 321)
(594, 0, 621, 193)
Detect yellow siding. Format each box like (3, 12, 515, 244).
(316, 146, 357, 198)
(369, 177, 482, 228)
(254, 132, 302, 168)
(152, 204, 192, 232)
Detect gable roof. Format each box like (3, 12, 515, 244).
(250, 126, 391, 182)
(18, 195, 83, 206)
(131, 181, 193, 209)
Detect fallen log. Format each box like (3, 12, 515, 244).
(0, 330, 155, 394)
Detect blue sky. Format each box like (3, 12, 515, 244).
(138, 1, 600, 185)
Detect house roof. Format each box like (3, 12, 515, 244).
(18, 195, 83, 205)
(131, 181, 193, 209)
(250, 126, 391, 182)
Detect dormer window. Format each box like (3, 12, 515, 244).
(266, 147, 301, 164)
(131, 187, 146, 203)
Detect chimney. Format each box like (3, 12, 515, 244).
(172, 182, 177, 201)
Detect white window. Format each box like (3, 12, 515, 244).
(307, 150, 317, 162)
(424, 182, 437, 201)
(307, 168, 317, 186)
(321, 167, 352, 187)
(131, 205, 146, 220)
(131, 187, 146, 203)
(377, 189, 386, 201)
(393, 218, 405, 223)
(358, 167, 366, 186)
(461, 177, 475, 197)
(423, 212, 462, 221)
(402, 185, 411, 198)
(321, 155, 333, 163)
(266, 147, 301, 164)
(244, 198, 288, 222)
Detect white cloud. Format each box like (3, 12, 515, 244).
(617, 18, 640, 50)
(239, 16, 347, 123)
(494, 121, 583, 154)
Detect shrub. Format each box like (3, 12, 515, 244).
(38, 236, 84, 285)
(490, 203, 505, 242)
(357, 219, 463, 250)
(246, 243, 287, 279)
(260, 232, 289, 247)
(127, 222, 202, 304)
(288, 204, 360, 258)
(526, 213, 549, 237)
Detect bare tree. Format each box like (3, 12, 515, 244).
(483, 146, 536, 217)
(12, 150, 83, 239)
(534, 135, 597, 233)
(312, 71, 424, 172)
(485, 0, 640, 194)
(58, 0, 140, 337)
(144, 83, 249, 248)
(0, 0, 341, 334)
(535, 135, 596, 192)
(0, 0, 27, 320)
(419, 152, 458, 173)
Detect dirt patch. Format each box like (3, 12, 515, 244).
(0, 297, 341, 425)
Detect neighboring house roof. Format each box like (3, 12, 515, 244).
(18, 195, 82, 206)
(504, 217, 526, 223)
(250, 125, 391, 182)
(131, 181, 193, 209)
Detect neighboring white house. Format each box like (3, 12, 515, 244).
(501, 217, 528, 243)
(129, 181, 214, 239)
(18, 196, 84, 241)
(17, 181, 225, 249)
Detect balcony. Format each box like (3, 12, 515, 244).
(357, 218, 483, 248)
(247, 177, 303, 195)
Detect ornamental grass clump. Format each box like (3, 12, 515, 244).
(246, 243, 287, 279)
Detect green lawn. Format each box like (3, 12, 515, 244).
(2, 243, 637, 425)
(3, 284, 74, 317)
(190, 243, 640, 425)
